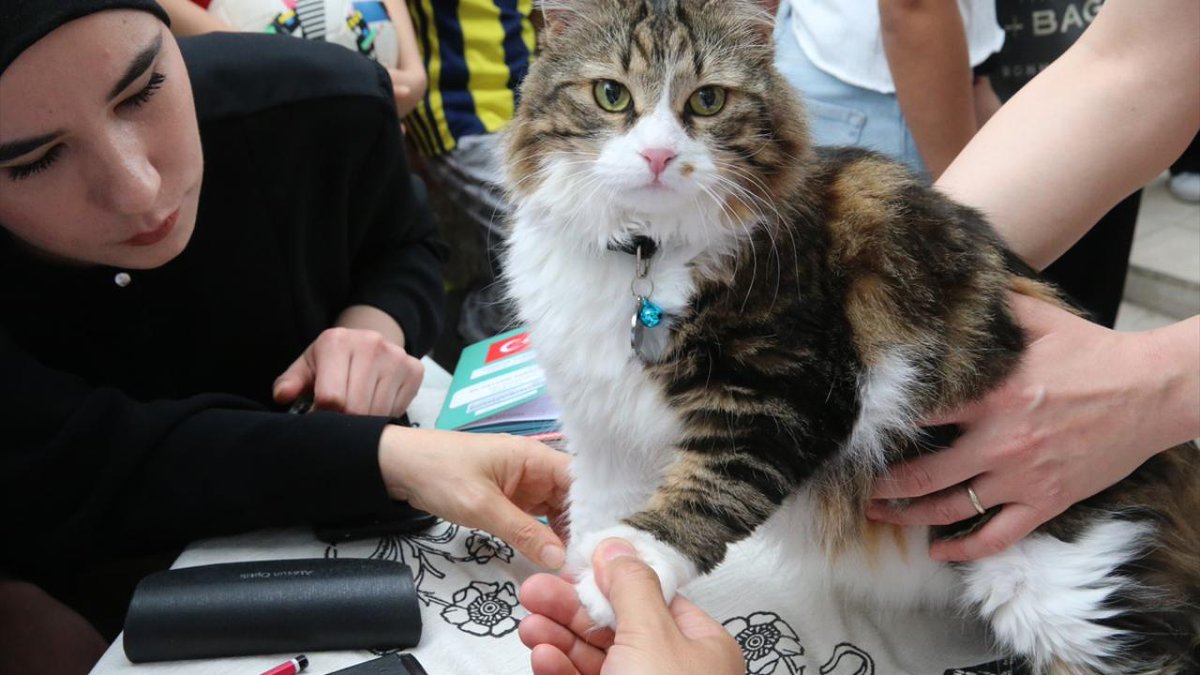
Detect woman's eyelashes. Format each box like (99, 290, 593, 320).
(8, 145, 63, 181)
(119, 71, 166, 110)
(7, 72, 167, 181)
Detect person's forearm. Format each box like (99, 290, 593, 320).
(0, 353, 394, 567)
(381, 0, 427, 116)
(972, 76, 1002, 129)
(336, 304, 407, 350)
(342, 121, 445, 355)
(1141, 315, 1200, 450)
(936, 0, 1200, 269)
(158, 0, 231, 36)
(383, 0, 422, 69)
(383, 0, 427, 87)
(879, 0, 976, 179)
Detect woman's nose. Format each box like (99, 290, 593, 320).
(88, 131, 161, 216)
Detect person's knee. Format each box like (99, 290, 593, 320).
(0, 579, 107, 675)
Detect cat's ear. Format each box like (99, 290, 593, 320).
(727, 0, 776, 45)
(536, 0, 593, 42)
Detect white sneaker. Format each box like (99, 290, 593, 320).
(1168, 172, 1200, 203)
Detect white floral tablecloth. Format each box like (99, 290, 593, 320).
(91, 360, 1022, 675)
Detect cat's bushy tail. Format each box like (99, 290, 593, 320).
(1001, 250, 1087, 319)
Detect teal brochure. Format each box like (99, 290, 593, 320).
(435, 328, 560, 435)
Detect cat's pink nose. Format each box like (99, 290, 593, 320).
(640, 148, 677, 178)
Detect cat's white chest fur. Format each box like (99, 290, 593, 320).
(505, 211, 695, 505)
(505, 208, 713, 625)
(505, 206, 964, 629)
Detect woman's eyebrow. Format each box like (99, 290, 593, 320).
(107, 32, 164, 102)
(0, 131, 64, 164)
(0, 33, 165, 165)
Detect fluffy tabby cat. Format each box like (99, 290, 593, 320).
(501, 1, 1200, 672)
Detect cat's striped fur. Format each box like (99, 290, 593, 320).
(502, 1, 1200, 672)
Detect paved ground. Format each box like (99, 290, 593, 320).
(1116, 173, 1200, 331)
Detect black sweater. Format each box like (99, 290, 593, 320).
(0, 34, 445, 583)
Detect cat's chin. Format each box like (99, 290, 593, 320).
(614, 185, 703, 212)
(639, 181, 674, 193)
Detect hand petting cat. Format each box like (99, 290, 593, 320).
(519, 539, 743, 675)
(868, 294, 1200, 561)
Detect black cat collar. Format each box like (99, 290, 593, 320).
(607, 234, 658, 259)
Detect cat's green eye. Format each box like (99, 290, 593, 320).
(594, 80, 632, 113)
(687, 86, 727, 116)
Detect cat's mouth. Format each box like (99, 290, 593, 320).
(637, 171, 685, 194)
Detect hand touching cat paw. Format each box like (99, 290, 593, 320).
(575, 564, 619, 629)
(520, 541, 745, 675)
(570, 524, 697, 629)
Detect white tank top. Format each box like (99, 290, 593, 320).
(785, 0, 1005, 94)
(205, 0, 400, 68)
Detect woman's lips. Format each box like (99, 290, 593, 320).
(124, 209, 178, 247)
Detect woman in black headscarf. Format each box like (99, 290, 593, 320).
(0, 3, 568, 670)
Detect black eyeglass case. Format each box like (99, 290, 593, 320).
(123, 558, 422, 663)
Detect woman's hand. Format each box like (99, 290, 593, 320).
(273, 326, 423, 417)
(869, 295, 1200, 562)
(519, 539, 744, 675)
(379, 427, 570, 569)
(386, 67, 427, 118)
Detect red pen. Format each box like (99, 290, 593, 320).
(260, 655, 308, 675)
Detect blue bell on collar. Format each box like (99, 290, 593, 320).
(637, 297, 664, 328)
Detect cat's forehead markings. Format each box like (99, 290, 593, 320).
(628, 10, 694, 74)
(650, 82, 676, 125)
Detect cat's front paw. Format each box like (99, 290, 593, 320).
(570, 524, 698, 629)
(574, 566, 618, 629)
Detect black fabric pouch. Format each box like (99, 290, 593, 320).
(123, 558, 421, 662)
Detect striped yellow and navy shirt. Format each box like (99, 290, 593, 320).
(404, 0, 536, 157)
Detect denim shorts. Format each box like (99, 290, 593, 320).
(772, 4, 929, 180)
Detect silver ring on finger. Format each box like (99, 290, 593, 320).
(965, 482, 987, 516)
